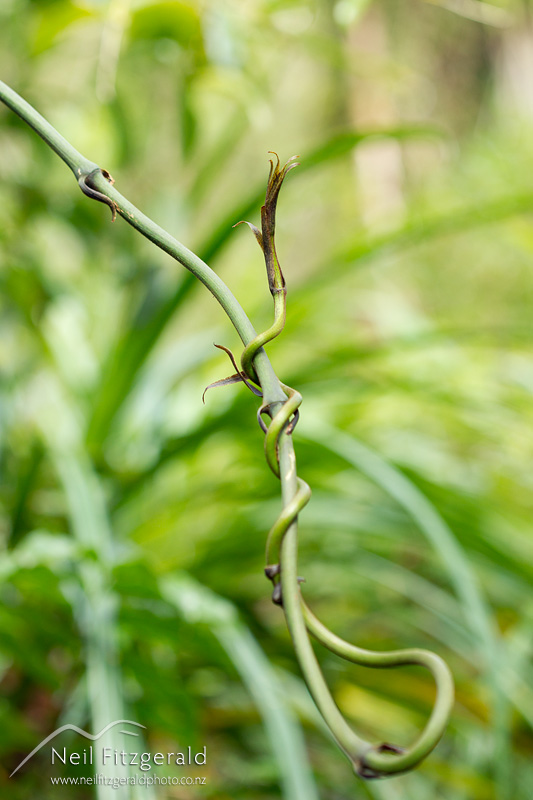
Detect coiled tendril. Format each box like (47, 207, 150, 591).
(233, 153, 454, 779)
(259, 384, 454, 777)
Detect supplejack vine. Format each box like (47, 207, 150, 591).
(0, 80, 453, 779)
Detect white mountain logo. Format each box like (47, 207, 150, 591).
(10, 720, 145, 777)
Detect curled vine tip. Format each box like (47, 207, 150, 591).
(78, 167, 117, 221)
(239, 153, 297, 384)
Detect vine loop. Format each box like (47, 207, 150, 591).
(239, 152, 455, 780)
(259, 383, 454, 778)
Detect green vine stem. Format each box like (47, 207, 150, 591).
(0, 79, 454, 780)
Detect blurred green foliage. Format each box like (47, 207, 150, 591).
(1, 0, 533, 798)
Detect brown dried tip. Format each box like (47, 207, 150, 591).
(264, 152, 300, 220)
(233, 153, 299, 293)
(264, 564, 280, 580)
(101, 168, 115, 186)
(202, 343, 263, 403)
(233, 219, 263, 250)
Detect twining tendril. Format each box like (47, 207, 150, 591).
(258, 384, 454, 777)
(239, 154, 454, 779)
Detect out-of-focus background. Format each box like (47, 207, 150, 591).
(1, 1, 533, 798)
